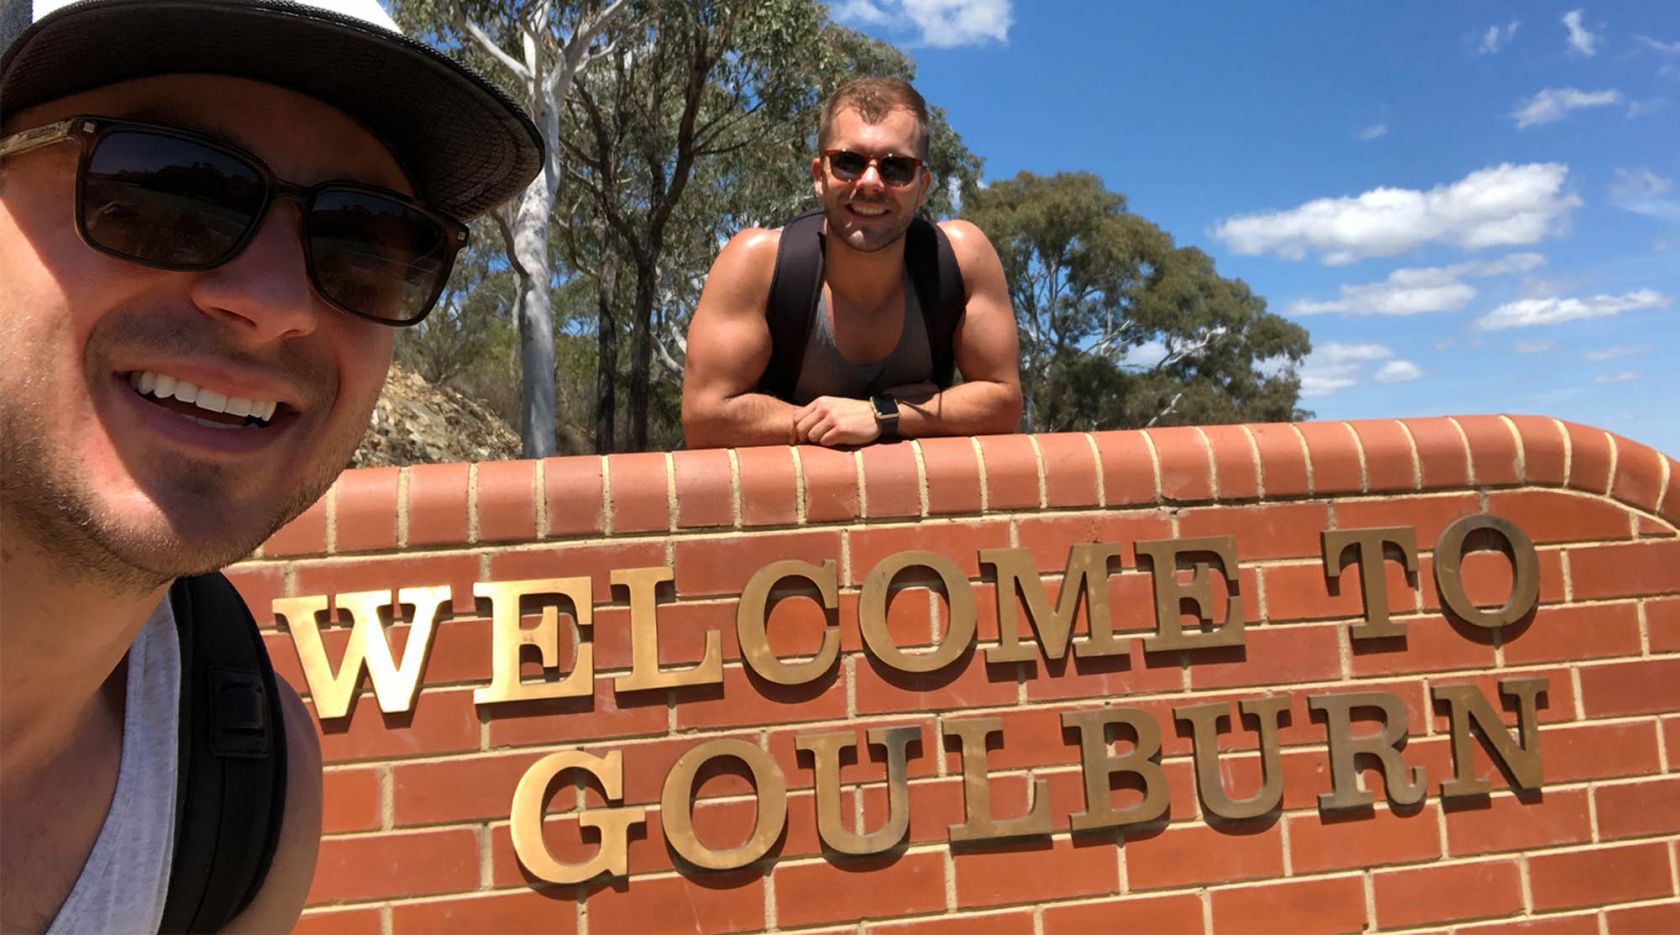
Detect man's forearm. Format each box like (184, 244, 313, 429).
(897, 381, 1022, 438)
(684, 392, 803, 449)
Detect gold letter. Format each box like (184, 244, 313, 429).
(981, 544, 1126, 664)
(661, 739, 787, 870)
(859, 550, 976, 673)
(510, 750, 646, 884)
(1137, 536, 1245, 652)
(614, 566, 723, 692)
(1174, 696, 1289, 820)
(1322, 526, 1418, 639)
(737, 560, 840, 686)
(1434, 514, 1540, 629)
(1433, 678, 1546, 796)
(796, 726, 919, 855)
(1061, 707, 1169, 831)
(1308, 692, 1426, 809)
(943, 716, 1052, 842)
(473, 578, 593, 705)
(276, 586, 448, 718)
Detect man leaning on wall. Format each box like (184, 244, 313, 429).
(0, 0, 542, 929)
(681, 76, 1023, 450)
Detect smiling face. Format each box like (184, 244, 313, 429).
(0, 74, 405, 585)
(811, 106, 931, 254)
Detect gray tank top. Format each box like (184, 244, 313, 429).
(48, 596, 180, 935)
(792, 272, 933, 405)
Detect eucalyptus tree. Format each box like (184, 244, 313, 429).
(963, 171, 1310, 432)
(392, 0, 631, 456)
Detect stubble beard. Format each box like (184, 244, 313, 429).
(0, 409, 338, 592)
(0, 310, 361, 594)
(824, 199, 914, 254)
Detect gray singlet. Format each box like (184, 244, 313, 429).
(791, 271, 933, 405)
(48, 596, 180, 935)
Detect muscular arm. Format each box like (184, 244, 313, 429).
(222, 678, 321, 934)
(680, 228, 805, 449)
(894, 219, 1022, 437)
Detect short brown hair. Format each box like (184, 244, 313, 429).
(818, 76, 930, 160)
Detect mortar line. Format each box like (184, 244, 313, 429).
(726, 448, 743, 529)
(790, 446, 808, 525)
(1287, 422, 1315, 496)
(1498, 415, 1528, 484)
(970, 436, 990, 513)
(1084, 432, 1106, 507)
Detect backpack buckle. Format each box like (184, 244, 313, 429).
(208, 665, 271, 758)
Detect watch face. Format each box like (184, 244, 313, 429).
(872, 395, 899, 419)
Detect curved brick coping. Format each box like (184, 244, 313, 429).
(259, 415, 1677, 559)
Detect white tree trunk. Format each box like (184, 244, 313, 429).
(464, 0, 627, 458)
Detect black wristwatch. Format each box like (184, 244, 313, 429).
(870, 393, 900, 440)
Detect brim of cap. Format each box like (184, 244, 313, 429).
(0, 0, 542, 219)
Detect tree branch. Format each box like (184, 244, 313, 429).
(462, 19, 532, 83)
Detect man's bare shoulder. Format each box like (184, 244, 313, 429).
(935, 218, 997, 264)
(701, 226, 783, 315)
(719, 226, 783, 269)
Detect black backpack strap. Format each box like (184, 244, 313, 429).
(757, 208, 827, 402)
(904, 216, 966, 389)
(161, 572, 288, 934)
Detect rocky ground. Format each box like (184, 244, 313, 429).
(350, 365, 522, 467)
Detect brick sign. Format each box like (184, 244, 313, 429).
(232, 416, 1680, 934)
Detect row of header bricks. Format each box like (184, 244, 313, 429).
(252, 416, 1680, 558)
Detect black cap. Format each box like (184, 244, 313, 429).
(0, 0, 544, 219)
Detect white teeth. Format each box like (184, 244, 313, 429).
(127, 370, 281, 425)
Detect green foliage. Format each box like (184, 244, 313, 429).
(964, 170, 1311, 432)
(395, 219, 519, 396)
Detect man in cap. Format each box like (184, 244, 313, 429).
(0, 0, 542, 929)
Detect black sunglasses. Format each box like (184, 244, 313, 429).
(0, 115, 467, 326)
(822, 149, 924, 187)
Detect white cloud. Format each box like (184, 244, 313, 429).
(1610, 168, 1680, 224)
(1512, 87, 1623, 127)
(1356, 122, 1388, 141)
(1583, 345, 1651, 361)
(1299, 343, 1420, 397)
(1626, 98, 1667, 119)
(1514, 340, 1556, 353)
(1289, 253, 1544, 317)
(1638, 35, 1680, 55)
(833, 0, 1012, 47)
(1594, 370, 1641, 384)
(1563, 9, 1598, 56)
(1474, 289, 1670, 330)
(1374, 360, 1424, 383)
(1213, 164, 1578, 265)
(1316, 343, 1394, 363)
(831, 0, 892, 24)
(1480, 20, 1520, 54)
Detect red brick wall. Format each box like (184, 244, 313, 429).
(231, 415, 1680, 934)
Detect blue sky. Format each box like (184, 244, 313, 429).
(832, 2, 1680, 456)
